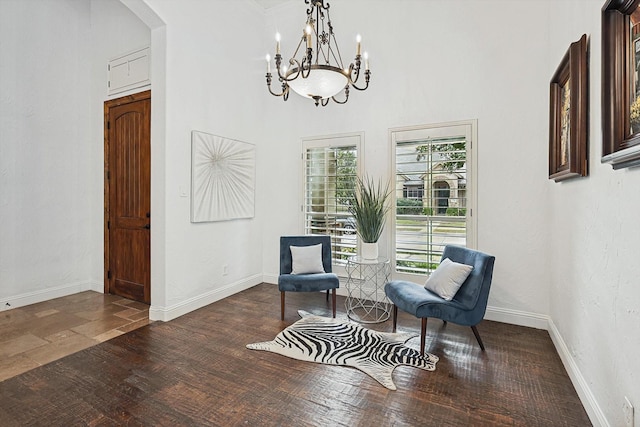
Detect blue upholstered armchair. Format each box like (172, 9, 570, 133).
(384, 245, 495, 354)
(278, 235, 340, 320)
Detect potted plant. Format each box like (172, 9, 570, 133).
(348, 176, 391, 260)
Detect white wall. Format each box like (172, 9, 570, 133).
(140, 0, 267, 319)
(0, 0, 96, 305)
(547, 2, 640, 426)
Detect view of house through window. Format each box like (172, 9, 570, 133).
(302, 134, 361, 269)
(392, 121, 476, 279)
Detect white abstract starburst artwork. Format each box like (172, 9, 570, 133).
(191, 131, 255, 222)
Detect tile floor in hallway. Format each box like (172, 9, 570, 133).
(0, 291, 150, 382)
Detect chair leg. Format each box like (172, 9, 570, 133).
(280, 291, 285, 321)
(420, 318, 428, 356)
(331, 289, 336, 318)
(471, 325, 485, 351)
(326, 289, 329, 301)
(392, 305, 398, 332)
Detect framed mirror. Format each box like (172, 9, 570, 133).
(602, 0, 640, 169)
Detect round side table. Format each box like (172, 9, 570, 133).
(344, 256, 391, 323)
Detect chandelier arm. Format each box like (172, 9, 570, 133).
(266, 73, 290, 98)
(301, 48, 313, 78)
(350, 70, 371, 91)
(348, 59, 362, 85)
(330, 86, 349, 104)
(277, 58, 303, 82)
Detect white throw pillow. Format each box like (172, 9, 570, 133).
(424, 258, 473, 301)
(290, 244, 326, 275)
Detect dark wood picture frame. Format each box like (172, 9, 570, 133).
(549, 34, 588, 182)
(602, 0, 640, 169)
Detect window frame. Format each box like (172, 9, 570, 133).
(301, 132, 364, 277)
(389, 120, 477, 283)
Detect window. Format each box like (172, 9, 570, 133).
(302, 133, 362, 271)
(403, 183, 424, 199)
(391, 121, 476, 280)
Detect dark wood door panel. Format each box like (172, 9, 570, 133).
(112, 106, 149, 226)
(105, 91, 151, 305)
(111, 228, 149, 302)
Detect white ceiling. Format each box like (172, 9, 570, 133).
(252, 0, 292, 9)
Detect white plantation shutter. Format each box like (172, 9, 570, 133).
(302, 134, 362, 269)
(391, 122, 476, 281)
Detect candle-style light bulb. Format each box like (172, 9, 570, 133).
(266, 54, 271, 73)
(306, 25, 312, 48)
(275, 32, 281, 54)
(304, 24, 313, 49)
(363, 51, 369, 70)
(356, 34, 362, 56)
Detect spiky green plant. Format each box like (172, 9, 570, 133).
(348, 176, 391, 243)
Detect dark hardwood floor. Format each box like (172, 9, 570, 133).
(0, 283, 591, 426)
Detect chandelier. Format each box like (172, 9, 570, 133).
(265, 0, 371, 106)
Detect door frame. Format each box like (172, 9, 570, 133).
(103, 90, 151, 295)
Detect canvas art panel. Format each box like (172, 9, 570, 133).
(191, 131, 255, 222)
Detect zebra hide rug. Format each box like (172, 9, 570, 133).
(246, 311, 439, 390)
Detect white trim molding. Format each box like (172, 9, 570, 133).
(548, 319, 610, 427)
(262, 273, 278, 285)
(484, 305, 549, 330)
(148, 274, 262, 322)
(601, 143, 640, 169)
(0, 280, 102, 311)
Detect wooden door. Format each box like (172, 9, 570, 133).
(104, 91, 151, 304)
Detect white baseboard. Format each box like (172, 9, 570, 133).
(148, 274, 262, 322)
(547, 319, 609, 427)
(0, 280, 102, 311)
(262, 274, 278, 285)
(484, 305, 549, 330)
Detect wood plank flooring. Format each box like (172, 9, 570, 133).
(0, 283, 591, 426)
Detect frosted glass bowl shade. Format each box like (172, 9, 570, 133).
(286, 65, 349, 99)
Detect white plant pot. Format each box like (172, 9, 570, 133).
(361, 242, 379, 260)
